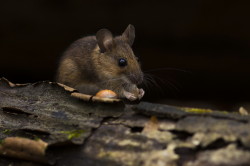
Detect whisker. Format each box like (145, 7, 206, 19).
(144, 74, 165, 96)
(142, 76, 151, 90)
(144, 67, 191, 74)
(143, 73, 182, 97)
(156, 72, 185, 91)
(94, 71, 182, 98)
(143, 76, 154, 90)
(151, 74, 180, 93)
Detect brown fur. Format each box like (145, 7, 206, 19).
(56, 25, 144, 99)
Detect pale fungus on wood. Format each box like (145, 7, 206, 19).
(95, 89, 118, 99)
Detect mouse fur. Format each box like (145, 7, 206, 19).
(56, 24, 144, 101)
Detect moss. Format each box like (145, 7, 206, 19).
(60, 130, 85, 140)
(181, 107, 213, 114)
(2, 129, 11, 135)
(180, 107, 230, 115)
(33, 136, 41, 141)
(0, 139, 4, 145)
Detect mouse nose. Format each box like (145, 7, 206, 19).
(128, 72, 143, 85)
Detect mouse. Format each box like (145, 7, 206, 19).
(56, 24, 144, 101)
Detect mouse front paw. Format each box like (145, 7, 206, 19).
(123, 88, 145, 101)
(123, 91, 137, 101)
(138, 88, 145, 99)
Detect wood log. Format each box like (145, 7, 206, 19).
(0, 78, 250, 166)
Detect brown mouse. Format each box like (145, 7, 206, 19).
(56, 24, 144, 101)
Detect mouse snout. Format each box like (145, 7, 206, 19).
(127, 72, 143, 85)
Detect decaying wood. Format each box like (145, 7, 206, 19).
(0, 77, 250, 166)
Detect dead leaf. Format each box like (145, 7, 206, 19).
(142, 116, 159, 133)
(0, 137, 48, 163)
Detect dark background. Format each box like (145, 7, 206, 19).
(1, 0, 250, 110)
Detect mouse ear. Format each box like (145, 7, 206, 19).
(122, 24, 135, 46)
(96, 29, 113, 53)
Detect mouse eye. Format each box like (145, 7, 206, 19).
(118, 58, 127, 67)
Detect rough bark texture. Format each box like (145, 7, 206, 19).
(0, 78, 250, 166)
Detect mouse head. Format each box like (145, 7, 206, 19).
(96, 24, 143, 86)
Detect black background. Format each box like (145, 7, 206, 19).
(1, 0, 250, 110)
